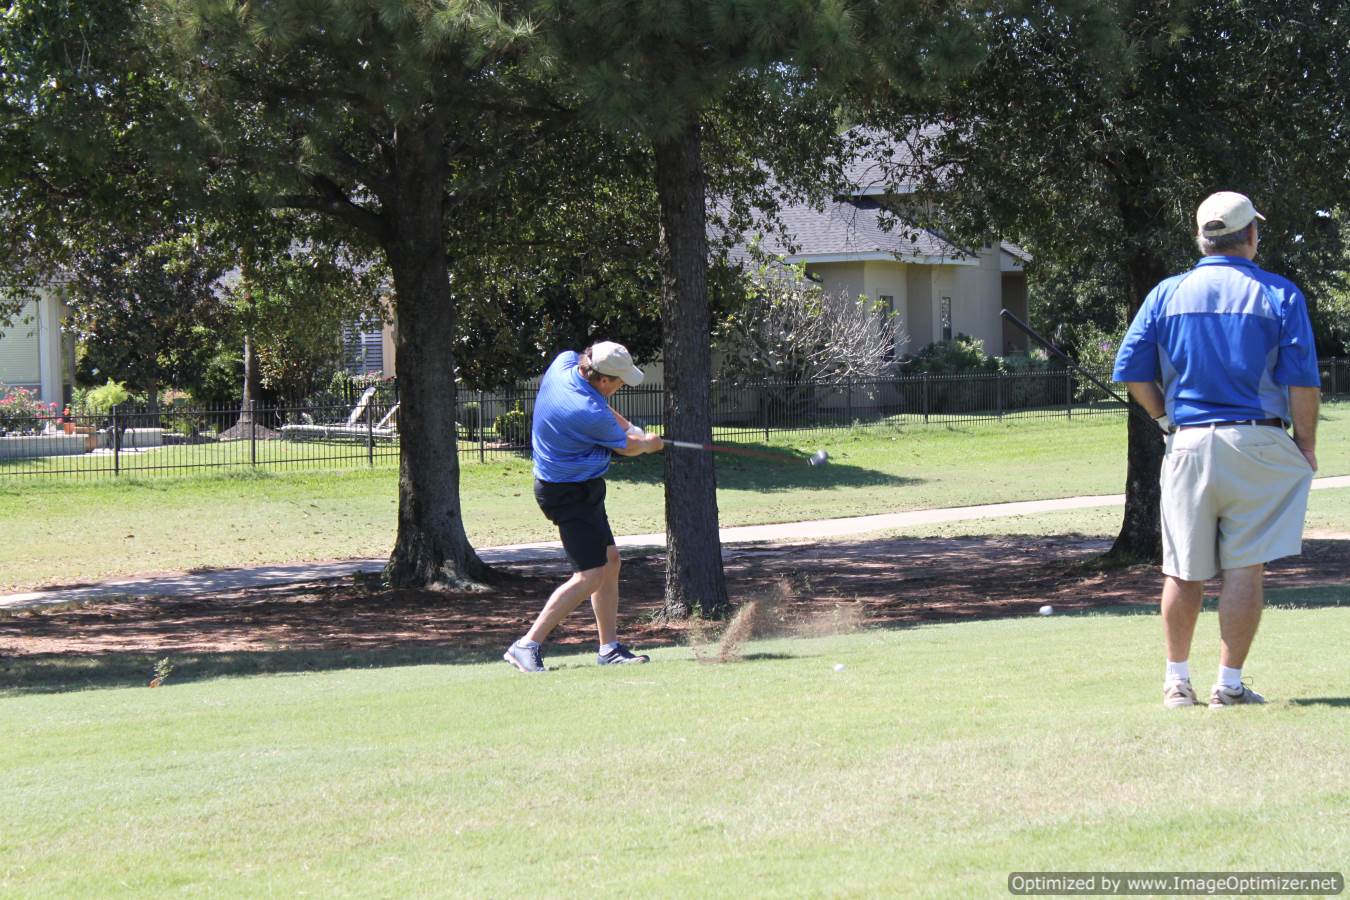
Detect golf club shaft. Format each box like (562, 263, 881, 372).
(999, 309, 1166, 435)
(665, 439, 809, 464)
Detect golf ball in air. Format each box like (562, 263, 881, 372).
(1038, 605, 1054, 616)
(833, 663, 846, 672)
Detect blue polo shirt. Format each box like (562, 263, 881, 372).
(1113, 256, 1320, 426)
(531, 351, 628, 482)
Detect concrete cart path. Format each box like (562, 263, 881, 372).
(4, 474, 1348, 612)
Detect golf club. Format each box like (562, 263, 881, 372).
(665, 439, 830, 466)
(999, 308, 1167, 435)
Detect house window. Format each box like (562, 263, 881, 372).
(940, 297, 952, 341)
(342, 320, 384, 375)
(879, 295, 895, 361)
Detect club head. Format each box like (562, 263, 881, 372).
(808, 449, 829, 466)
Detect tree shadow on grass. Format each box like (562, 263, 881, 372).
(1288, 698, 1350, 707)
(0, 646, 496, 696)
(603, 446, 918, 492)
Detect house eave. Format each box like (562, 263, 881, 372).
(849, 184, 917, 198)
(785, 252, 980, 267)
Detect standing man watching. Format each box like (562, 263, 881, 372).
(1114, 191, 1321, 709)
(504, 341, 664, 673)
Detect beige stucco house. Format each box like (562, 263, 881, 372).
(746, 138, 1030, 358)
(0, 285, 74, 406)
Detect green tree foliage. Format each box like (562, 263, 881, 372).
(883, 0, 1350, 562)
(66, 228, 227, 400)
(0, 0, 199, 297)
(446, 129, 667, 390)
(228, 221, 390, 402)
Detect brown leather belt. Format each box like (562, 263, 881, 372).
(1178, 418, 1283, 430)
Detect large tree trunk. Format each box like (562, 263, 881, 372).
(382, 125, 490, 590)
(1106, 242, 1169, 564)
(653, 121, 730, 620)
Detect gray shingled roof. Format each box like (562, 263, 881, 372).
(754, 197, 972, 263)
(837, 124, 943, 196)
(721, 124, 1028, 267)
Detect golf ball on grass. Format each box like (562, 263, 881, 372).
(1038, 605, 1054, 616)
(833, 663, 845, 672)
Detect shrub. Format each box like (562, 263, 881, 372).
(0, 385, 56, 432)
(85, 380, 132, 415)
(897, 334, 1000, 376)
(998, 351, 1064, 410)
(493, 402, 531, 446)
(460, 401, 482, 439)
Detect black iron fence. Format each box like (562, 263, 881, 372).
(3, 359, 1346, 480)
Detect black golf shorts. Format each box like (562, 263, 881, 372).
(533, 477, 615, 572)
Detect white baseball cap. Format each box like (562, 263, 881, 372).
(589, 341, 644, 386)
(1196, 191, 1265, 237)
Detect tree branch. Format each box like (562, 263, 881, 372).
(275, 176, 386, 242)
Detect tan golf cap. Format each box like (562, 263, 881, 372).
(590, 341, 644, 386)
(1196, 191, 1265, 237)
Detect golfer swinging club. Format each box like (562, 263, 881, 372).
(503, 341, 664, 673)
(1113, 191, 1320, 709)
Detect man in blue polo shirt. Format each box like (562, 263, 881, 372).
(503, 341, 664, 673)
(1114, 191, 1320, 709)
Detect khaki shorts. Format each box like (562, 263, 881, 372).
(1161, 424, 1314, 581)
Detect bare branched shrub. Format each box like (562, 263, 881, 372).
(718, 262, 908, 385)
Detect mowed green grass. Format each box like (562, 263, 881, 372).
(2, 601, 1347, 897)
(2, 404, 1346, 591)
(853, 485, 1350, 542)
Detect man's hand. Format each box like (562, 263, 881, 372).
(1297, 444, 1318, 472)
(617, 425, 663, 456)
(1290, 385, 1319, 473)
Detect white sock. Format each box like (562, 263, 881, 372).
(517, 638, 540, 649)
(1165, 660, 1190, 684)
(1219, 665, 1242, 690)
(600, 642, 620, 654)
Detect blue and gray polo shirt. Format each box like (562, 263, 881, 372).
(1113, 255, 1320, 426)
(531, 351, 628, 483)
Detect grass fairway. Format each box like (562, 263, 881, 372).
(4, 599, 1347, 897)
(3, 404, 1347, 591)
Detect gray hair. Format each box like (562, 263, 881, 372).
(1197, 221, 1256, 255)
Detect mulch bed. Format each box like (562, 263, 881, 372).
(4, 536, 1346, 659)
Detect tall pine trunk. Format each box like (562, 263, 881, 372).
(1105, 241, 1168, 564)
(653, 121, 730, 620)
(381, 124, 490, 590)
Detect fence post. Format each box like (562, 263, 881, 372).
(845, 377, 853, 426)
(478, 389, 486, 463)
(1064, 370, 1073, 420)
(111, 403, 121, 477)
(996, 370, 1004, 421)
(922, 373, 929, 424)
(366, 396, 374, 466)
(760, 380, 769, 442)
